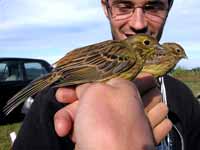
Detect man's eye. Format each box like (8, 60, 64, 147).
(113, 2, 133, 9)
(144, 3, 166, 12)
(145, 4, 159, 12)
(113, 3, 133, 13)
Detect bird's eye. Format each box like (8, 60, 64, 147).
(143, 40, 150, 45)
(176, 48, 181, 53)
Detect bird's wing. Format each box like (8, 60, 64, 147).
(53, 40, 114, 68)
(53, 41, 137, 87)
(2, 72, 62, 116)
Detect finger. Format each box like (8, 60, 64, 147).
(143, 88, 162, 113)
(134, 73, 157, 95)
(147, 103, 168, 128)
(56, 87, 77, 103)
(54, 101, 78, 137)
(153, 119, 173, 145)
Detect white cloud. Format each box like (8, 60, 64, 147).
(0, 0, 104, 30)
(0, 0, 199, 69)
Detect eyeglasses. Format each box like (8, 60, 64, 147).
(106, 0, 169, 21)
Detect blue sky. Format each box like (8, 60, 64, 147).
(0, 0, 199, 69)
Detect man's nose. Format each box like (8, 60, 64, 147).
(128, 8, 148, 32)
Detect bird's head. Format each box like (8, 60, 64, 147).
(162, 43, 188, 61)
(124, 34, 162, 60)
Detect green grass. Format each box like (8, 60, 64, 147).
(0, 122, 21, 150)
(171, 68, 200, 96)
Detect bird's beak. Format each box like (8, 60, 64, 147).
(183, 52, 188, 59)
(184, 55, 188, 59)
(155, 44, 165, 51)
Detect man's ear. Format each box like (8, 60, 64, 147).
(101, 0, 109, 18)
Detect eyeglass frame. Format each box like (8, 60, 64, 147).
(105, 0, 172, 21)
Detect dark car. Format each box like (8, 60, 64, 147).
(0, 58, 52, 124)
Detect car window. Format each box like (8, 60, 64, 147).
(24, 62, 48, 80)
(0, 61, 22, 81)
(0, 63, 9, 81)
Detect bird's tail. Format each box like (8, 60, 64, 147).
(1, 72, 61, 117)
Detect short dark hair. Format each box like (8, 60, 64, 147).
(168, 0, 174, 8)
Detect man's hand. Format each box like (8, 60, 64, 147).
(134, 73, 172, 144)
(54, 73, 172, 145)
(56, 79, 155, 150)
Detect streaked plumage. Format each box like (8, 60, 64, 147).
(2, 34, 160, 116)
(142, 42, 187, 77)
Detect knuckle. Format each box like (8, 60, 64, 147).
(159, 103, 169, 113)
(88, 82, 111, 93)
(165, 119, 173, 129)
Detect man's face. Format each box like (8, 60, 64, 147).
(101, 0, 170, 41)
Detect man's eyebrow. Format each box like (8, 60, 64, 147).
(111, 0, 133, 5)
(147, 0, 166, 5)
(148, 0, 161, 2)
(112, 0, 132, 2)
(111, 0, 165, 4)
(112, 0, 163, 1)
(148, 0, 166, 3)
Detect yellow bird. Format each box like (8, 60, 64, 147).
(2, 34, 160, 116)
(142, 42, 187, 77)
